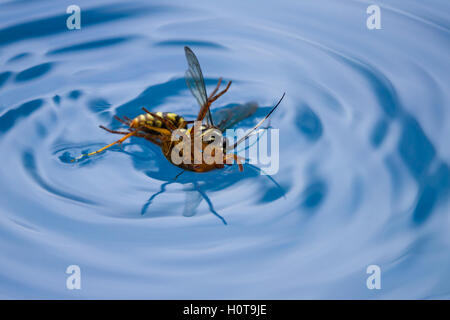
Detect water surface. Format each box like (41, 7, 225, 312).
(0, 0, 449, 299)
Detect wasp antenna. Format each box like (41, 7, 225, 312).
(228, 92, 285, 151)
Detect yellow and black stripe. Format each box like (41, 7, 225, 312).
(130, 112, 187, 131)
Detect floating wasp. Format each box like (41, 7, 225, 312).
(73, 46, 284, 174)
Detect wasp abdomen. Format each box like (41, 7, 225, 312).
(130, 112, 187, 130)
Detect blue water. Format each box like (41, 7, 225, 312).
(0, 0, 449, 299)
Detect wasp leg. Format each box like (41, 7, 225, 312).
(208, 77, 223, 100)
(208, 81, 232, 104)
(86, 131, 136, 156)
(71, 131, 137, 162)
(99, 125, 162, 147)
(167, 118, 191, 152)
(197, 102, 211, 122)
(99, 126, 133, 151)
(223, 153, 244, 172)
(114, 115, 130, 126)
(136, 125, 172, 137)
(196, 80, 232, 122)
(99, 125, 130, 134)
(123, 116, 133, 124)
(139, 132, 162, 147)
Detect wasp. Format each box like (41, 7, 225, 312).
(73, 46, 284, 174)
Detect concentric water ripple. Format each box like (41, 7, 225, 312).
(0, 0, 449, 298)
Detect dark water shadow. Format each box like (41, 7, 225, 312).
(6, 52, 32, 64)
(0, 99, 45, 134)
(88, 97, 111, 113)
(67, 90, 83, 100)
(15, 62, 54, 83)
(0, 71, 12, 89)
(295, 103, 323, 142)
(0, 4, 164, 47)
(370, 117, 389, 148)
(154, 39, 226, 49)
(300, 179, 327, 211)
(46, 36, 136, 55)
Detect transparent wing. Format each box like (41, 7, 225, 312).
(185, 70, 207, 109)
(212, 102, 258, 131)
(184, 46, 210, 124)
